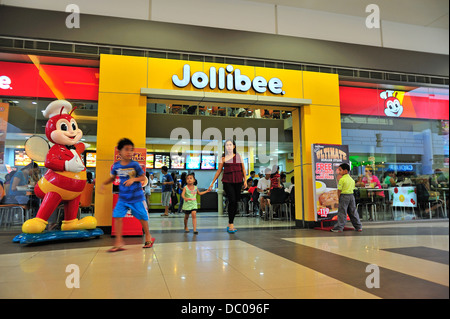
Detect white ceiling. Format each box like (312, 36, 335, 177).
(251, 0, 449, 28)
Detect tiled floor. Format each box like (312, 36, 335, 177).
(0, 213, 448, 301)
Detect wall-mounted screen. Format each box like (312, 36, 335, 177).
(146, 154, 154, 169)
(14, 149, 31, 166)
(85, 152, 96, 168)
(154, 153, 170, 169)
(171, 154, 185, 169)
(201, 154, 216, 170)
(186, 153, 201, 170)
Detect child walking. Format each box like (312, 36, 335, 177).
(331, 163, 363, 233)
(99, 138, 155, 252)
(181, 173, 209, 234)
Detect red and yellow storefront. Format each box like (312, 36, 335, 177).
(95, 54, 342, 229)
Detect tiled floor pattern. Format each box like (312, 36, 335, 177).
(0, 218, 448, 299)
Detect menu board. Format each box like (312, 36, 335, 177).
(171, 154, 185, 169)
(86, 152, 96, 168)
(154, 153, 170, 169)
(201, 154, 216, 170)
(186, 153, 201, 170)
(146, 154, 154, 169)
(312, 144, 350, 221)
(14, 149, 32, 166)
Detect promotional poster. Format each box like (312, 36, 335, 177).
(312, 144, 350, 221)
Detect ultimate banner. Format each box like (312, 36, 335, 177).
(312, 144, 350, 222)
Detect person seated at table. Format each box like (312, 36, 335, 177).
(358, 167, 384, 198)
(9, 162, 38, 196)
(431, 169, 448, 187)
(285, 176, 294, 194)
(248, 179, 258, 195)
(270, 165, 281, 189)
(242, 178, 252, 191)
(383, 170, 397, 187)
(257, 168, 271, 214)
(416, 176, 443, 216)
(280, 173, 286, 189)
(278, 173, 291, 204)
(241, 178, 253, 213)
(2, 163, 38, 205)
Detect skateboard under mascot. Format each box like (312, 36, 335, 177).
(15, 100, 101, 244)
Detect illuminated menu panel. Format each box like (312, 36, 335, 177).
(201, 154, 216, 170)
(154, 153, 170, 169)
(86, 152, 96, 167)
(171, 154, 185, 169)
(14, 149, 31, 166)
(186, 153, 201, 170)
(146, 154, 154, 169)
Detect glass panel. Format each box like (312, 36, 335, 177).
(342, 85, 449, 221)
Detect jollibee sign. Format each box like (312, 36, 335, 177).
(0, 75, 12, 90)
(172, 64, 285, 95)
(146, 58, 304, 99)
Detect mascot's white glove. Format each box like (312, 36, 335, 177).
(65, 154, 85, 173)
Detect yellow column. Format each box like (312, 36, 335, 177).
(95, 55, 148, 228)
(292, 108, 303, 223)
(292, 71, 342, 225)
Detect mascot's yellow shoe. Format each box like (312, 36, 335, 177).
(61, 216, 97, 231)
(22, 218, 48, 234)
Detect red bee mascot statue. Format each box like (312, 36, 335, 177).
(22, 100, 97, 234)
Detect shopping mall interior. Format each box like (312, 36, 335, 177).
(0, 0, 448, 302)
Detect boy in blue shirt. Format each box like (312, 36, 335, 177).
(160, 165, 174, 217)
(99, 138, 155, 252)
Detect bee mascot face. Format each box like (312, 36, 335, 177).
(22, 100, 97, 234)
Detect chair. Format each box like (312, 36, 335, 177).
(371, 189, 390, 220)
(268, 188, 290, 220)
(0, 204, 28, 228)
(377, 188, 393, 220)
(247, 189, 260, 217)
(416, 180, 445, 219)
(79, 183, 95, 216)
(355, 188, 373, 220)
(0, 184, 30, 227)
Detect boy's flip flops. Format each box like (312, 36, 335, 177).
(143, 237, 156, 248)
(107, 246, 125, 253)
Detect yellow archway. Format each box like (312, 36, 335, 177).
(95, 54, 341, 229)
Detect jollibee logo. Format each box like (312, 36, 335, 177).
(172, 64, 285, 95)
(0, 75, 12, 90)
(380, 90, 403, 117)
